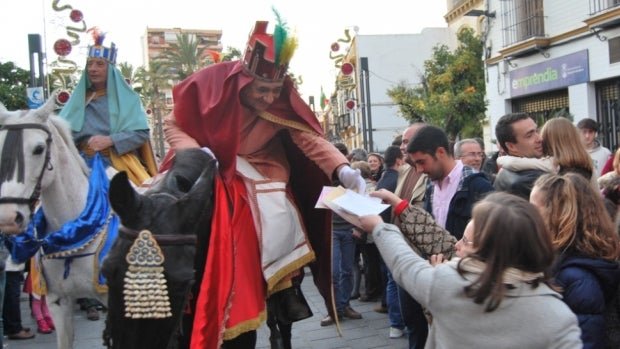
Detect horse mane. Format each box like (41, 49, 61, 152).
(0, 127, 25, 183)
(47, 114, 90, 176)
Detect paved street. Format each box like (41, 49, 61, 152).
(5, 268, 408, 348)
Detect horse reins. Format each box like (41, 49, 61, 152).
(0, 123, 53, 216)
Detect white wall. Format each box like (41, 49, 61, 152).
(484, 0, 620, 146)
(355, 28, 456, 152)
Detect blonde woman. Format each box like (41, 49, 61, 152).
(531, 173, 620, 348)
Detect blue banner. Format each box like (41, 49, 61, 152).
(510, 50, 589, 97)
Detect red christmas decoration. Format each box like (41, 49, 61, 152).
(53, 39, 72, 57)
(346, 99, 356, 110)
(69, 10, 83, 22)
(341, 62, 354, 76)
(125, 78, 131, 85)
(146, 109, 152, 115)
(331, 42, 340, 52)
(56, 91, 71, 104)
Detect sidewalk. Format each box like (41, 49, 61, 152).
(6, 269, 407, 348)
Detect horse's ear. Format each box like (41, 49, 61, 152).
(109, 171, 150, 226)
(186, 159, 217, 200)
(179, 159, 217, 219)
(33, 96, 56, 123)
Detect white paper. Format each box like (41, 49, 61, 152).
(331, 189, 389, 216)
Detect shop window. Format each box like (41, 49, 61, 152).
(610, 36, 620, 64)
(596, 79, 620, 150)
(512, 89, 569, 126)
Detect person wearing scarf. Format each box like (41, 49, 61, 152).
(60, 27, 157, 186)
(359, 191, 583, 349)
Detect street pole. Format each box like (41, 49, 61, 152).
(361, 57, 373, 152)
(28, 34, 46, 95)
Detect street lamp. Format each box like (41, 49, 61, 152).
(464, 9, 496, 18)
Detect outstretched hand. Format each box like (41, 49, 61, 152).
(429, 253, 448, 267)
(358, 214, 384, 233)
(369, 189, 401, 207)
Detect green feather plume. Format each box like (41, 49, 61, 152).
(272, 7, 297, 66)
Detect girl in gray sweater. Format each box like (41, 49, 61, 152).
(359, 191, 582, 349)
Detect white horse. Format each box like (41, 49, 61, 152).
(0, 97, 110, 349)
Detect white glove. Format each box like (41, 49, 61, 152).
(338, 165, 366, 193)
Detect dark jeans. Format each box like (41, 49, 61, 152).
(333, 229, 355, 313)
(384, 266, 404, 329)
(360, 243, 385, 300)
(3, 271, 24, 335)
(398, 286, 428, 349)
(351, 242, 363, 298)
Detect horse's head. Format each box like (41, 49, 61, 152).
(0, 97, 58, 233)
(104, 148, 217, 349)
(109, 148, 217, 235)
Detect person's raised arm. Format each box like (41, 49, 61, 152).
(370, 189, 456, 259)
(163, 112, 200, 149)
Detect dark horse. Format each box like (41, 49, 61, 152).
(103, 147, 311, 348)
(102, 148, 216, 349)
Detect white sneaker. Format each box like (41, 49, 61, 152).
(389, 327, 404, 338)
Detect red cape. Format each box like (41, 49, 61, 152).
(163, 61, 334, 348)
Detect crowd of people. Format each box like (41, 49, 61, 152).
(328, 113, 620, 349)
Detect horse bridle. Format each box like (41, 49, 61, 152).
(118, 226, 198, 246)
(0, 123, 53, 216)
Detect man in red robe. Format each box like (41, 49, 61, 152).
(162, 18, 365, 349)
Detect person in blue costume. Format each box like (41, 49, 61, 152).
(60, 27, 157, 187)
(59, 27, 156, 320)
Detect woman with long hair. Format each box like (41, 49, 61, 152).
(359, 192, 582, 348)
(530, 173, 620, 348)
(541, 117, 594, 180)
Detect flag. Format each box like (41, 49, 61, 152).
(320, 86, 327, 111)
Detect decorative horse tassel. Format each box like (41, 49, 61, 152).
(123, 230, 172, 319)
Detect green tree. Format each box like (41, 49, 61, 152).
(134, 61, 174, 157)
(155, 33, 215, 81)
(134, 61, 173, 110)
(0, 61, 29, 110)
(118, 62, 137, 83)
(220, 46, 242, 62)
(387, 28, 487, 141)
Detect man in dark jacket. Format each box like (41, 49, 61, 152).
(407, 125, 494, 239)
(494, 112, 546, 200)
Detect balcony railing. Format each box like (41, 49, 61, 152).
(590, 0, 620, 15)
(502, 0, 546, 47)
